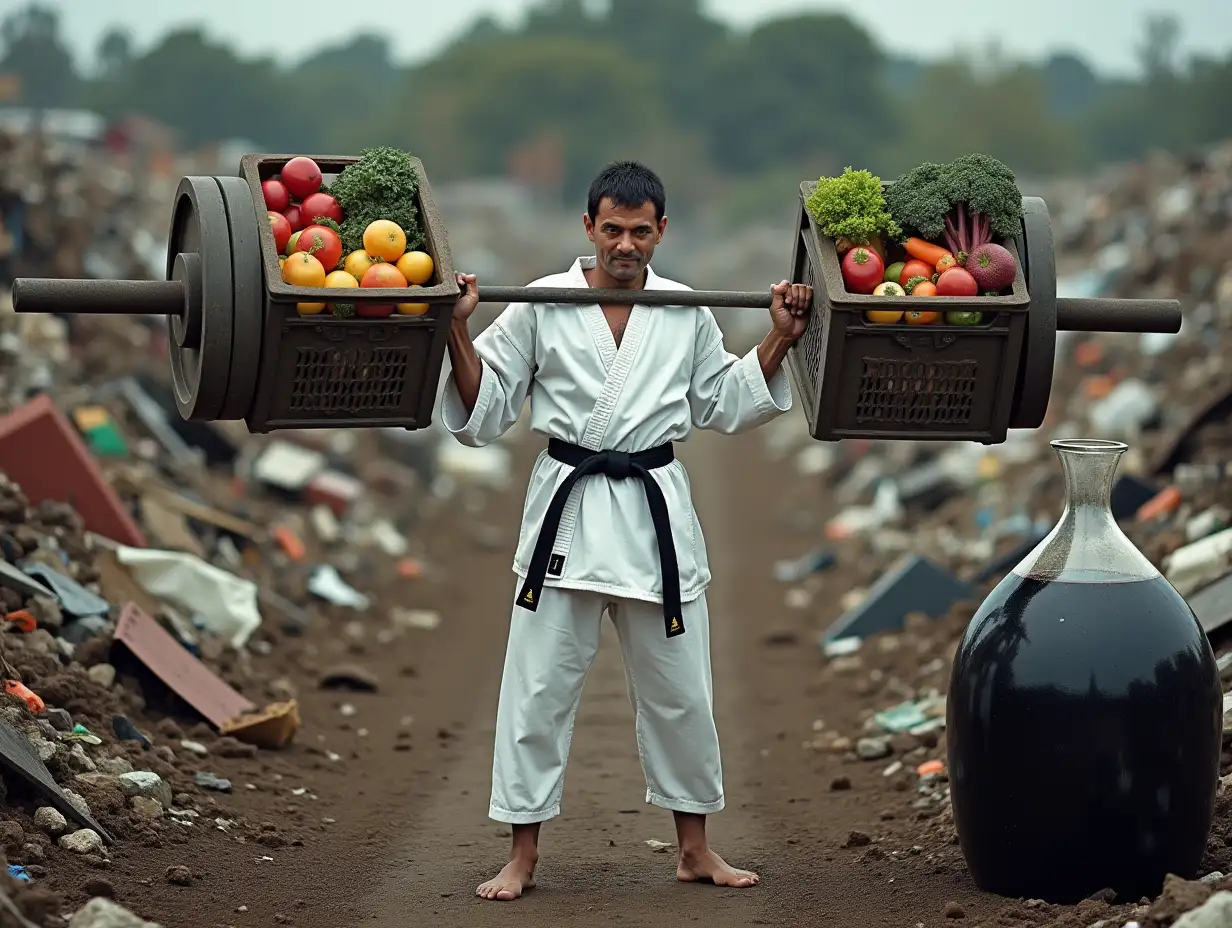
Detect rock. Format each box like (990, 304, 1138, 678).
(1175, 892, 1232, 927)
(63, 788, 93, 818)
(830, 776, 852, 790)
(34, 805, 68, 837)
(97, 756, 134, 776)
(41, 707, 73, 731)
(59, 828, 104, 855)
(26, 733, 57, 764)
(856, 737, 892, 760)
(28, 594, 63, 631)
(69, 743, 98, 772)
(842, 830, 872, 848)
(68, 897, 163, 928)
(87, 663, 117, 687)
(0, 820, 24, 851)
(129, 796, 164, 821)
(318, 663, 380, 691)
(214, 737, 257, 759)
(21, 842, 45, 863)
(74, 772, 121, 791)
(164, 865, 193, 886)
(943, 900, 966, 918)
(118, 771, 173, 807)
(179, 739, 208, 757)
(194, 771, 232, 793)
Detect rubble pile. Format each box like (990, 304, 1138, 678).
(767, 137, 1232, 928)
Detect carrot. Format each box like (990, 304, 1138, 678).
(904, 237, 952, 266)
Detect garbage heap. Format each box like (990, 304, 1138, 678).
(763, 136, 1232, 928)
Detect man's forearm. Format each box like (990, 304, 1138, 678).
(447, 317, 483, 416)
(756, 330, 794, 382)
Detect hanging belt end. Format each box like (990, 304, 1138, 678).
(665, 615, 685, 638)
(517, 585, 541, 612)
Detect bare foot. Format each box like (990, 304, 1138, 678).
(476, 857, 537, 901)
(677, 848, 760, 888)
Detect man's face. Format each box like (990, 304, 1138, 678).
(583, 198, 667, 282)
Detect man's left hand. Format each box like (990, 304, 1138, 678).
(769, 280, 813, 341)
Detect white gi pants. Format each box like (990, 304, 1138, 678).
(489, 584, 725, 824)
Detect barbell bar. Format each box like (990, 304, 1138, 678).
(11, 278, 1182, 334)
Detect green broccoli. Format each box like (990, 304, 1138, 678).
(328, 146, 425, 256)
(804, 167, 901, 247)
(884, 154, 1023, 256)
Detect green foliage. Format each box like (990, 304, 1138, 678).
(941, 153, 1023, 241)
(1, 3, 1228, 216)
(883, 162, 950, 241)
(328, 147, 424, 256)
(804, 168, 900, 245)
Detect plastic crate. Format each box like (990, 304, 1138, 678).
(785, 181, 1030, 444)
(239, 154, 459, 432)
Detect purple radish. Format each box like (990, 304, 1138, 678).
(965, 243, 1016, 292)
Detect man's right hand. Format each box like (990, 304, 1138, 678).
(454, 273, 479, 322)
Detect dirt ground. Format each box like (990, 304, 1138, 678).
(28, 424, 1222, 928)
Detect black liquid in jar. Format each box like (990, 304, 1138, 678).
(947, 570, 1222, 904)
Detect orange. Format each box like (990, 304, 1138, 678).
(397, 284, 430, 315)
(396, 250, 434, 285)
(324, 269, 359, 314)
(363, 220, 406, 262)
(864, 310, 903, 324)
(343, 249, 375, 281)
(283, 251, 326, 287)
(905, 310, 939, 325)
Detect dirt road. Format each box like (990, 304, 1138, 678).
(89, 427, 1005, 927)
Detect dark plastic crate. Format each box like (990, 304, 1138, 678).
(785, 181, 1030, 444)
(240, 154, 459, 432)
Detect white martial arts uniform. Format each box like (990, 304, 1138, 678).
(442, 255, 793, 824)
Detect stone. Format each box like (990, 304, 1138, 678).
(842, 830, 872, 848)
(1175, 892, 1232, 928)
(59, 828, 104, 855)
(87, 663, 117, 687)
(68, 897, 163, 928)
(194, 771, 232, 793)
(164, 865, 192, 886)
(74, 773, 121, 791)
(129, 796, 164, 821)
(69, 744, 97, 772)
(33, 806, 68, 837)
(856, 737, 892, 760)
(97, 756, 134, 776)
(21, 842, 45, 863)
(26, 734, 57, 764)
(179, 740, 208, 757)
(118, 771, 173, 807)
(41, 707, 73, 731)
(943, 900, 966, 918)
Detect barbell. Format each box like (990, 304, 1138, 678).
(8, 155, 1182, 443)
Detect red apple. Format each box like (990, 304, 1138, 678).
(261, 179, 290, 213)
(300, 191, 343, 225)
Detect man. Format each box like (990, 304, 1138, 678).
(442, 160, 811, 902)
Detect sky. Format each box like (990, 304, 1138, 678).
(2, 0, 1231, 77)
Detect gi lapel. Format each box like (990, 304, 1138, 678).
(546, 260, 655, 576)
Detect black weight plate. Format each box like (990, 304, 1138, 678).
(215, 176, 264, 421)
(1009, 196, 1057, 430)
(166, 176, 233, 422)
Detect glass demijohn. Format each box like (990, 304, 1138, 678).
(946, 439, 1222, 904)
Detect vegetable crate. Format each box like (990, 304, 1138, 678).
(241, 154, 459, 432)
(785, 181, 1030, 444)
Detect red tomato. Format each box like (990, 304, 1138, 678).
(840, 246, 884, 295)
(282, 204, 303, 232)
(262, 179, 290, 213)
(898, 260, 934, 288)
(936, 267, 979, 297)
(295, 224, 343, 272)
(359, 262, 407, 317)
(281, 157, 322, 200)
(300, 192, 343, 225)
(267, 211, 292, 254)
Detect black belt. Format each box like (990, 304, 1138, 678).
(516, 437, 684, 639)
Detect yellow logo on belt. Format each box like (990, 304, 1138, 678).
(670, 617, 680, 632)
(523, 590, 534, 603)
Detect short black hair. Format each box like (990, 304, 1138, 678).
(587, 161, 666, 223)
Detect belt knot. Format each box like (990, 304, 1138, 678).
(598, 450, 633, 481)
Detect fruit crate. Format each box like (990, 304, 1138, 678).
(240, 154, 459, 432)
(785, 180, 1030, 444)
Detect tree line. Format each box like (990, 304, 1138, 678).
(2, 1, 1229, 217)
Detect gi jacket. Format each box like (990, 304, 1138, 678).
(442, 256, 793, 606)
